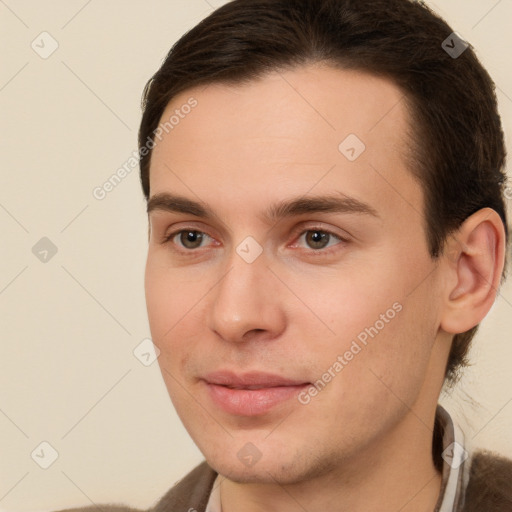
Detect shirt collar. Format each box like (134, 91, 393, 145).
(434, 404, 472, 511)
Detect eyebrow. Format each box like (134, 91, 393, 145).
(146, 192, 379, 224)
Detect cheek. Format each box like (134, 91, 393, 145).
(144, 265, 192, 407)
(144, 254, 213, 380)
(145, 261, 173, 341)
(145, 255, 195, 352)
(298, 253, 437, 391)
(335, 284, 437, 412)
(290, 263, 401, 350)
(145, 252, 198, 325)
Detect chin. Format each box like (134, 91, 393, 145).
(208, 458, 299, 484)
(217, 466, 276, 484)
(202, 445, 333, 486)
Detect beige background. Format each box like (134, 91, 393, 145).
(0, 0, 511, 510)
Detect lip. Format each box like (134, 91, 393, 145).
(202, 371, 311, 416)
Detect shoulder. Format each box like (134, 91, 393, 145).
(51, 462, 216, 512)
(463, 449, 512, 511)
(53, 505, 143, 512)
(151, 461, 217, 512)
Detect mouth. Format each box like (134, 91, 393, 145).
(201, 371, 311, 416)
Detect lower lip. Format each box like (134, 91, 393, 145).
(205, 382, 310, 416)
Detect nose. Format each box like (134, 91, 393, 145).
(207, 252, 287, 344)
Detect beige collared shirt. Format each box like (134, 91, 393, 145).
(206, 405, 472, 512)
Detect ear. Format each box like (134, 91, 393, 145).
(440, 208, 506, 335)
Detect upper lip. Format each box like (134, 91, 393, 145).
(203, 371, 310, 389)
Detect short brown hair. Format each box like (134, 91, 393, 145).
(138, 0, 509, 385)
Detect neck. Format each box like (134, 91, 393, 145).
(220, 409, 443, 512)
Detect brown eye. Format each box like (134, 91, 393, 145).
(178, 230, 206, 249)
(305, 230, 331, 250)
(162, 229, 212, 251)
(289, 225, 349, 256)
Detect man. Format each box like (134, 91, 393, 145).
(58, 0, 512, 510)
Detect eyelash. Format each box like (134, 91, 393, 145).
(160, 226, 349, 256)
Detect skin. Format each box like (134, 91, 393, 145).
(144, 64, 505, 512)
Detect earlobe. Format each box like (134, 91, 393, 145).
(440, 208, 506, 335)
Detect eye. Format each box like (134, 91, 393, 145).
(161, 226, 348, 255)
(295, 228, 346, 252)
(163, 229, 213, 250)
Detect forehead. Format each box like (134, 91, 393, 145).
(149, 63, 421, 224)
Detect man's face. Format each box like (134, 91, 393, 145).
(145, 64, 447, 483)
